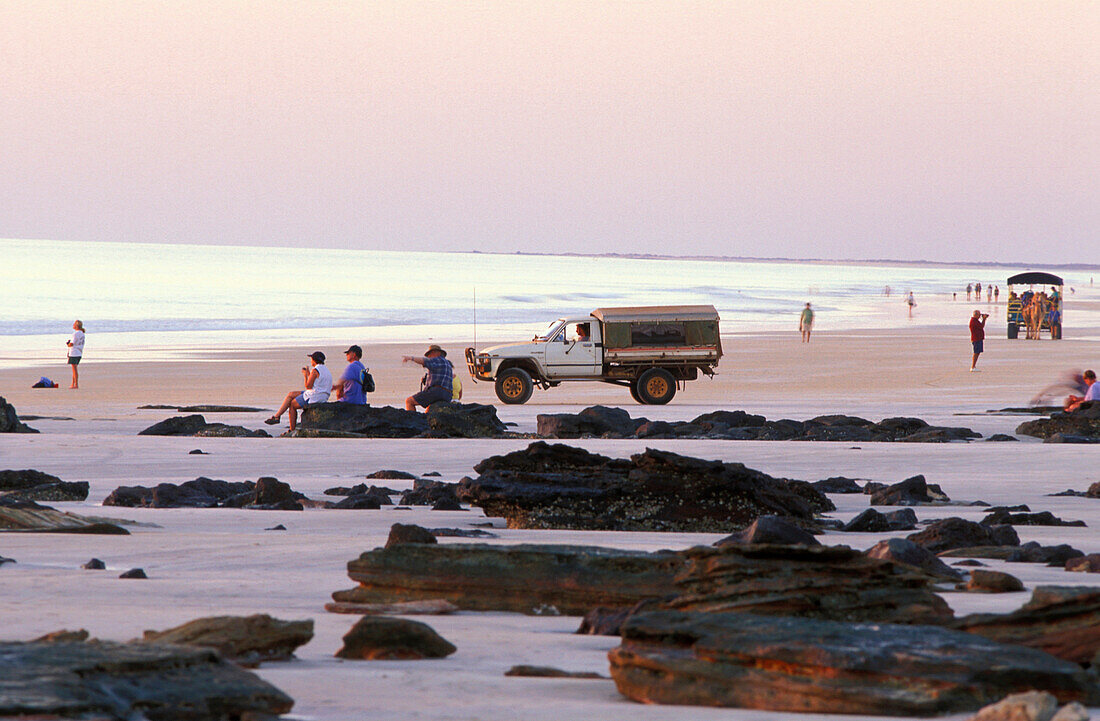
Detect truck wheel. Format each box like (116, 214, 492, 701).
(637, 368, 676, 405)
(495, 368, 534, 404)
(628, 380, 643, 404)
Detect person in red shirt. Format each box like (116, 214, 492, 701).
(969, 310, 989, 371)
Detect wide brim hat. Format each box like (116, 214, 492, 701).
(426, 344, 446, 357)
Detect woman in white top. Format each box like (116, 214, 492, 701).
(66, 320, 85, 389)
(265, 351, 332, 432)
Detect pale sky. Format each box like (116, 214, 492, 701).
(1, 2, 1096, 263)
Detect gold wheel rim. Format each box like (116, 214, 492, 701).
(502, 376, 524, 398)
(645, 377, 669, 398)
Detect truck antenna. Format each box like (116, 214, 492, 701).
(473, 285, 477, 351)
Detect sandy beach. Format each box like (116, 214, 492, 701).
(3, 294, 1100, 721)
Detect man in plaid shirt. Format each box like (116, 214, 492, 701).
(403, 344, 454, 411)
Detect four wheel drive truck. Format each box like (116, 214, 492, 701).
(464, 305, 722, 405)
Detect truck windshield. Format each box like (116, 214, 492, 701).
(537, 319, 566, 341)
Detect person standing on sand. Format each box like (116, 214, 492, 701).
(994, 285, 999, 303)
(66, 320, 85, 389)
(969, 310, 989, 371)
(966, 283, 972, 301)
(265, 351, 332, 431)
(906, 292, 916, 318)
(799, 303, 814, 343)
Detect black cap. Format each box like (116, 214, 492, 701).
(344, 345, 362, 357)
(308, 351, 326, 363)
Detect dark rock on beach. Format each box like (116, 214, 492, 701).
(104, 476, 305, 510)
(400, 479, 460, 507)
(0, 640, 294, 719)
(0, 396, 38, 433)
(536, 406, 982, 442)
(335, 616, 456, 660)
(714, 515, 819, 546)
(869, 475, 950, 505)
(119, 568, 147, 579)
(0, 555, 15, 566)
(576, 601, 664, 637)
(367, 469, 418, 480)
(964, 569, 1025, 593)
(981, 509, 1086, 527)
(813, 476, 864, 493)
(456, 441, 828, 532)
(907, 518, 1019, 554)
(865, 537, 961, 580)
(385, 523, 438, 547)
(608, 611, 1100, 715)
(141, 614, 314, 667)
(955, 586, 1100, 665)
(299, 402, 508, 438)
(505, 665, 605, 679)
(140, 404, 267, 413)
(82, 558, 106, 570)
(1065, 554, 1100, 573)
(986, 433, 1019, 442)
(0, 497, 129, 534)
(841, 507, 918, 532)
(0, 469, 88, 502)
(137, 414, 269, 437)
(939, 542, 1084, 567)
(334, 542, 685, 615)
(1017, 404, 1100, 440)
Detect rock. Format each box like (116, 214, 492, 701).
(193, 423, 270, 438)
(331, 493, 381, 509)
(1052, 703, 1090, 721)
(955, 586, 1100, 665)
(140, 404, 267, 413)
(863, 481, 888, 495)
(334, 616, 456, 660)
(966, 691, 1059, 721)
(137, 414, 211, 435)
(400, 479, 460, 506)
(33, 629, 90, 643)
(81, 558, 106, 570)
(103, 477, 256, 508)
(324, 599, 459, 615)
(869, 474, 946, 505)
(425, 402, 508, 438)
(663, 544, 952, 624)
(423, 471, 441, 477)
(982, 509, 1086, 527)
(865, 538, 962, 580)
(188, 448, 208, 454)
(0, 470, 89, 502)
(0, 640, 294, 718)
(430, 497, 463, 511)
(1064, 554, 1100, 573)
(334, 543, 685, 615)
(247, 477, 304, 511)
(966, 570, 1025, 593)
(813, 476, 864, 493)
(1017, 405, 1100, 440)
(367, 470, 418, 480)
(0, 498, 129, 534)
(714, 515, 819, 546)
(427, 527, 498, 539)
(956, 560, 987, 566)
(577, 599, 664, 636)
(634, 420, 676, 438)
(0, 555, 14, 566)
(385, 523, 438, 547)
(140, 614, 314, 667)
(908, 518, 1019, 553)
(986, 434, 1020, 442)
(1088, 481, 1100, 498)
(1006, 543, 1084, 566)
(842, 508, 918, 532)
(504, 665, 605, 679)
(119, 568, 147, 579)
(265, 524, 286, 531)
(608, 611, 1099, 715)
(456, 442, 827, 532)
(536, 405, 644, 438)
(1045, 433, 1100, 444)
(0, 396, 38, 433)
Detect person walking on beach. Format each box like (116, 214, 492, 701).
(1064, 370, 1099, 412)
(403, 345, 454, 411)
(966, 283, 972, 301)
(906, 292, 916, 318)
(799, 302, 814, 343)
(265, 351, 332, 431)
(66, 320, 85, 389)
(969, 310, 989, 371)
(994, 285, 999, 303)
(975, 282, 982, 300)
(332, 345, 367, 405)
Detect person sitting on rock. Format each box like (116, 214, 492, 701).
(333, 345, 367, 405)
(265, 351, 333, 431)
(402, 345, 453, 411)
(1064, 369, 1099, 412)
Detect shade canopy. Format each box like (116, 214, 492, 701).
(1007, 272, 1063, 286)
(591, 305, 720, 323)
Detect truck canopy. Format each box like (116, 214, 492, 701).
(592, 305, 722, 352)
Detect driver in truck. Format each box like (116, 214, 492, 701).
(575, 323, 590, 342)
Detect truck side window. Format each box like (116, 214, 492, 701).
(631, 322, 686, 346)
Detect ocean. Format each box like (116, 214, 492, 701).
(0, 238, 1091, 368)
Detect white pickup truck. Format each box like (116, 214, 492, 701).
(465, 305, 722, 405)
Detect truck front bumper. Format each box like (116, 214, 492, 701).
(464, 347, 493, 382)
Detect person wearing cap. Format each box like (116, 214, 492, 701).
(333, 345, 367, 405)
(265, 351, 333, 430)
(402, 345, 454, 411)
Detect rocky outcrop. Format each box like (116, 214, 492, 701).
(954, 586, 1100, 665)
(965, 570, 1025, 593)
(940, 542, 1083, 566)
(663, 544, 952, 624)
(869, 475, 950, 505)
(841, 508, 918, 532)
(1017, 404, 1100, 440)
(0, 497, 129, 534)
(139, 404, 267, 413)
(456, 442, 829, 532)
(0, 469, 88, 502)
(333, 543, 685, 615)
(907, 518, 1019, 553)
(1065, 554, 1100, 573)
(0, 396, 37, 433)
(0, 640, 294, 718)
(299, 402, 509, 438)
(966, 692, 1086, 721)
(536, 406, 981, 442)
(385, 523, 438, 547)
(981, 509, 1086, 527)
(324, 599, 459, 615)
(608, 611, 1099, 715)
(865, 538, 961, 581)
(103, 476, 305, 510)
(813, 476, 864, 493)
(335, 617, 456, 660)
(137, 414, 269, 437)
(140, 614, 313, 667)
(714, 515, 819, 546)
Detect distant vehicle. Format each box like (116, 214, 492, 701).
(1006, 272, 1063, 340)
(465, 305, 722, 405)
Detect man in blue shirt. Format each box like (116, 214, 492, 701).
(402, 344, 453, 411)
(333, 345, 367, 404)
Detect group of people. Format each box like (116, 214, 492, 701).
(264, 344, 460, 431)
(965, 283, 1000, 303)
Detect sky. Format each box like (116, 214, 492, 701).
(1, 1, 1097, 263)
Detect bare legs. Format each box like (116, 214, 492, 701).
(69, 363, 78, 389)
(267, 391, 304, 430)
(405, 395, 417, 412)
